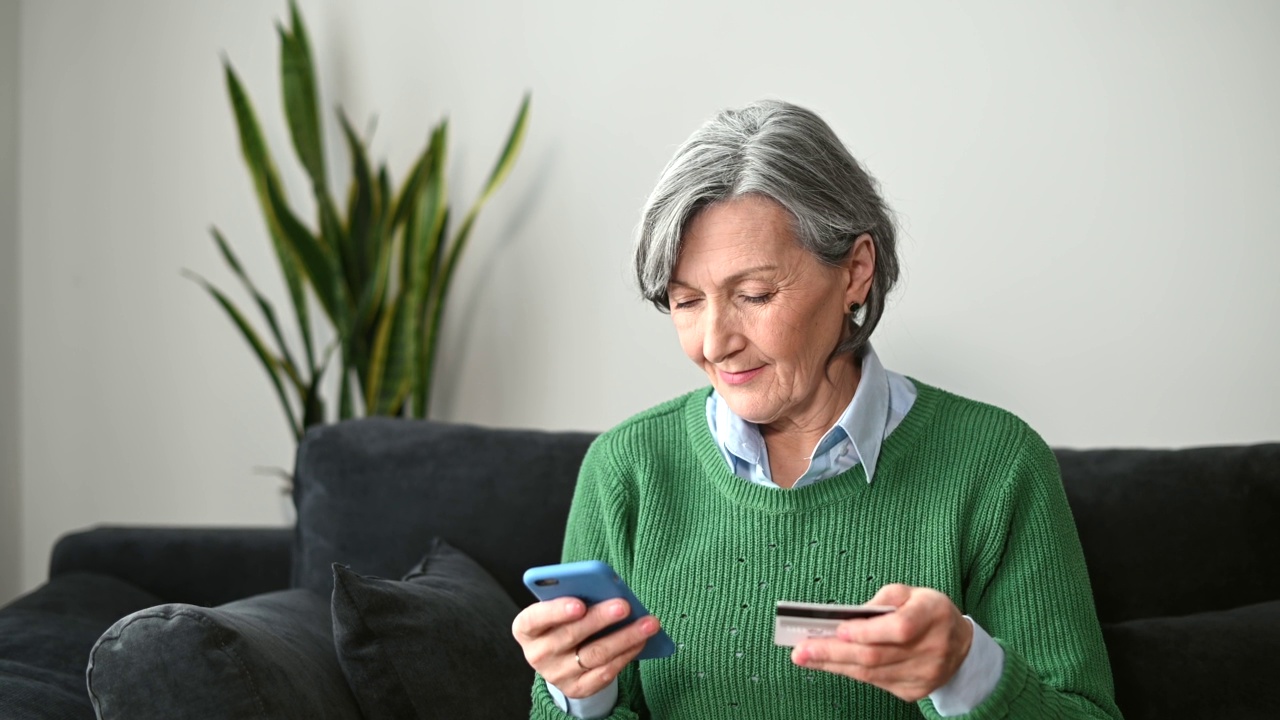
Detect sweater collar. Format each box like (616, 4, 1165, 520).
(686, 378, 940, 514)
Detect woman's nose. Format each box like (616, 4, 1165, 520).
(702, 303, 743, 363)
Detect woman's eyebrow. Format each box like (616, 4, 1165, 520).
(668, 265, 779, 290)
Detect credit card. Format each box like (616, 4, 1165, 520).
(773, 600, 894, 647)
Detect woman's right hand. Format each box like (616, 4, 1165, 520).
(512, 597, 662, 698)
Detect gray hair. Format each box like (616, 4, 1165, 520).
(634, 99, 900, 358)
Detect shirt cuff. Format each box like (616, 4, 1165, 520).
(545, 678, 618, 719)
(928, 616, 1005, 717)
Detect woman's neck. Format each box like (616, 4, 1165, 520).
(760, 355, 861, 487)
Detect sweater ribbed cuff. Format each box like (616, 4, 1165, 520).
(919, 637, 1033, 720)
(531, 675, 639, 720)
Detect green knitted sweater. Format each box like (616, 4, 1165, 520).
(531, 381, 1122, 720)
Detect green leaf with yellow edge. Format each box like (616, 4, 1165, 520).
(398, 125, 444, 292)
(474, 92, 531, 209)
(278, 2, 326, 191)
(419, 94, 531, 414)
(224, 61, 316, 373)
(265, 172, 349, 335)
(408, 123, 448, 307)
(185, 270, 300, 440)
(340, 111, 374, 288)
(355, 164, 393, 332)
(209, 226, 301, 383)
(318, 193, 351, 291)
(373, 164, 392, 265)
(300, 341, 337, 429)
(390, 144, 430, 233)
(364, 291, 415, 414)
(407, 178, 447, 415)
(338, 367, 355, 420)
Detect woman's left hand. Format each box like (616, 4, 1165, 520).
(790, 583, 974, 703)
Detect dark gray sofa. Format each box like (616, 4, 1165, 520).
(1, 417, 1277, 719)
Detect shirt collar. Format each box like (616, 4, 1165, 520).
(708, 343, 894, 485)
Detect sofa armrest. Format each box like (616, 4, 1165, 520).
(49, 525, 292, 607)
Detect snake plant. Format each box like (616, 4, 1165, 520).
(188, 1, 530, 441)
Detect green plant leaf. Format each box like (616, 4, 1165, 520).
(278, 2, 326, 191)
(405, 125, 449, 417)
(355, 230, 393, 342)
(224, 61, 317, 373)
(475, 92, 532, 209)
(338, 366, 355, 420)
(409, 122, 449, 304)
(340, 111, 374, 291)
(427, 208, 451, 292)
(300, 341, 337, 429)
(419, 94, 531, 413)
(373, 165, 392, 268)
(355, 164, 393, 330)
(209, 226, 302, 383)
(434, 94, 530, 316)
(390, 145, 430, 233)
(412, 206, 449, 418)
(185, 270, 300, 439)
(363, 296, 392, 412)
(364, 291, 415, 414)
(265, 173, 350, 335)
(318, 194, 351, 290)
(348, 161, 393, 409)
(278, 3, 352, 314)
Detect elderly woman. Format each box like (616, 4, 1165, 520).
(513, 100, 1121, 720)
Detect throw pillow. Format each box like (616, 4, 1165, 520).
(1103, 599, 1280, 720)
(87, 589, 362, 720)
(330, 537, 533, 720)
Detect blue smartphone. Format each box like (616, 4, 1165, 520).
(522, 560, 676, 660)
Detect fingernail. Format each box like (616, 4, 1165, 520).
(640, 618, 659, 634)
(565, 601, 583, 616)
(792, 648, 808, 666)
(610, 602, 628, 618)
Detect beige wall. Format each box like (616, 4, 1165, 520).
(1, 0, 22, 604)
(15, 0, 1280, 595)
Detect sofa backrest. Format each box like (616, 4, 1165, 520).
(1058, 443, 1280, 623)
(294, 417, 1280, 623)
(292, 417, 594, 602)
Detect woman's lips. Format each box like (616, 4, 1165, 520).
(718, 366, 764, 386)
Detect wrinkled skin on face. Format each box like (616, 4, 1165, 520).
(667, 194, 875, 479)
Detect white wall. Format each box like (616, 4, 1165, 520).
(16, 0, 1280, 595)
(0, 0, 20, 604)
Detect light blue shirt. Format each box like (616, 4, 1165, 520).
(549, 345, 1003, 718)
(706, 341, 915, 488)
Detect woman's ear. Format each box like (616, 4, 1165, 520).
(844, 233, 876, 307)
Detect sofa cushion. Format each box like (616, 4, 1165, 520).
(87, 589, 361, 720)
(331, 538, 533, 720)
(0, 573, 161, 720)
(1102, 599, 1280, 720)
(1057, 442, 1280, 622)
(293, 417, 594, 599)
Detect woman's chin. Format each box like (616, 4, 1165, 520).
(716, 391, 779, 426)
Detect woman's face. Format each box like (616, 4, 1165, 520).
(667, 195, 873, 429)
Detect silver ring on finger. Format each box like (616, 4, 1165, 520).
(575, 651, 590, 671)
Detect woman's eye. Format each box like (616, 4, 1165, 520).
(741, 294, 772, 305)
(671, 298, 701, 310)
